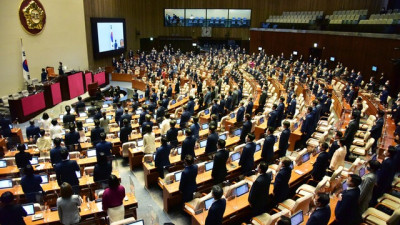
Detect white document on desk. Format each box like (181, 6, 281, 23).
(294, 170, 304, 175)
(96, 202, 103, 211)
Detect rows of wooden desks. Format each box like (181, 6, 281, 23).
(23, 192, 137, 225)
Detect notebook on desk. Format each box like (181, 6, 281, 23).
(87, 149, 96, 158)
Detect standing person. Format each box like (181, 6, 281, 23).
(25, 120, 40, 142)
(205, 185, 226, 225)
(306, 193, 331, 225)
(99, 112, 110, 134)
(205, 125, 219, 154)
(179, 155, 198, 202)
(20, 165, 43, 203)
(273, 157, 292, 205)
(278, 121, 291, 158)
(166, 120, 178, 147)
(102, 175, 126, 224)
(342, 112, 359, 159)
(261, 127, 275, 163)
(93, 152, 112, 185)
(329, 139, 346, 171)
(211, 139, 229, 185)
(248, 161, 272, 216)
(311, 143, 330, 181)
(91, 120, 105, 146)
(181, 129, 196, 161)
(332, 174, 361, 225)
(15, 144, 32, 170)
(119, 119, 132, 144)
(95, 133, 112, 161)
(55, 150, 80, 194)
(50, 138, 65, 166)
(36, 129, 52, 157)
(57, 182, 81, 225)
(190, 116, 200, 141)
(239, 133, 256, 176)
(240, 114, 252, 143)
(369, 110, 384, 154)
(49, 119, 63, 140)
(64, 124, 79, 151)
(39, 113, 52, 131)
(0, 113, 12, 138)
(0, 191, 27, 225)
(359, 160, 380, 213)
(154, 136, 172, 179)
(143, 125, 156, 154)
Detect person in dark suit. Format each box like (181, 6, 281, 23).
(204, 87, 212, 107)
(322, 93, 332, 116)
(155, 136, 172, 179)
(156, 101, 166, 121)
(311, 143, 330, 181)
(55, 149, 80, 194)
(41, 68, 47, 82)
(273, 157, 292, 204)
(328, 131, 342, 159)
(50, 138, 65, 166)
(145, 85, 150, 100)
(119, 119, 132, 144)
(262, 127, 276, 163)
(212, 139, 229, 185)
(141, 114, 154, 132)
(256, 87, 268, 114)
(205, 125, 219, 154)
(93, 107, 103, 121)
(225, 91, 233, 111)
(267, 104, 278, 129)
(0, 191, 28, 225)
(306, 193, 331, 225)
(379, 86, 389, 106)
(236, 102, 245, 125)
(333, 174, 361, 225)
(162, 95, 169, 109)
(93, 152, 112, 185)
(20, 165, 44, 203)
(278, 121, 291, 158)
(190, 116, 200, 141)
(218, 95, 226, 119)
(91, 119, 105, 146)
(248, 161, 272, 216)
(179, 155, 198, 202)
(62, 106, 76, 128)
(187, 96, 195, 116)
(64, 124, 80, 150)
(181, 129, 196, 161)
(205, 185, 226, 225)
(286, 94, 297, 118)
(300, 106, 314, 147)
(120, 109, 132, 126)
(139, 105, 148, 126)
(180, 105, 191, 129)
(58, 62, 64, 75)
(166, 120, 179, 147)
(246, 97, 254, 117)
(26, 120, 40, 141)
(74, 96, 86, 113)
(167, 84, 173, 98)
(0, 113, 12, 138)
(15, 144, 32, 170)
(114, 103, 124, 124)
(175, 80, 180, 95)
(95, 133, 112, 162)
(343, 112, 359, 159)
(211, 99, 219, 121)
(87, 101, 97, 118)
(240, 114, 252, 143)
(369, 110, 385, 153)
(276, 97, 285, 127)
(239, 133, 256, 176)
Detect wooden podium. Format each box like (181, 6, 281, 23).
(88, 82, 98, 97)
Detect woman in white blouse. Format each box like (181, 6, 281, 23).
(39, 113, 52, 131)
(329, 139, 347, 170)
(143, 125, 156, 154)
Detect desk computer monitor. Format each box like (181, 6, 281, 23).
(102, 104, 108, 108)
(8, 123, 13, 129)
(0, 179, 12, 189)
(235, 183, 249, 197)
(342, 181, 348, 190)
(256, 144, 261, 152)
(86, 118, 94, 124)
(230, 113, 235, 119)
(219, 134, 227, 140)
(135, 109, 142, 115)
(200, 140, 207, 148)
(0, 160, 6, 168)
(291, 210, 304, 225)
(372, 66, 377, 72)
(359, 167, 366, 177)
(204, 109, 210, 115)
(30, 156, 39, 165)
(178, 96, 183, 101)
(127, 219, 144, 225)
(76, 171, 81, 178)
(80, 112, 87, 117)
(371, 153, 377, 161)
(293, 122, 299, 130)
(174, 171, 182, 182)
(290, 162, 294, 169)
(293, 51, 298, 56)
(22, 203, 35, 216)
(302, 153, 310, 163)
(40, 175, 49, 184)
(153, 153, 156, 161)
(59, 115, 64, 120)
(171, 99, 176, 105)
(139, 94, 143, 99)
(231, 152, 240, 162)
(259, 117, 264, 124)
(202, 123, 209, 130)
(145, 100, 150, 105)
(87, 149, 96, 158)
(137, 139, 144, 147)
(204, 197, 214, 210)
(205, 161, 214, 171)
(107, 115, 113, 120)
(233, 128, 242, 137)
(177, 146, 182, 155)
(330, 57, 335, 62)
(176, 119, 181, 124)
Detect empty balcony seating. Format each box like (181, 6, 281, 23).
(266, 11, 323, 24)
(326, 9, 368, 24)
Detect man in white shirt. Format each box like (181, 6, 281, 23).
(49, 119, 63, 140)
(160, 114, 171, 135)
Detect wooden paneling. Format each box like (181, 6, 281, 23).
(83, 0, 384, 69)
(250, 29, 400, 95)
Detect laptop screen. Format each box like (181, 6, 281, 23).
(29, 156, 39, 165)
(302, 153, 310, 163)
(0, 179, 12, 189)
(22, 204, 35, 216)
(145, 100, 150, 105)
(342, 181, 348, 190)
(153, 153, 156, 161)
(59, 115, 64, 120)
(171, 99, 176, 105)
(107, 115, 113, 120)
(76, 171, 81, 178)
(87, 149, 96, 158)
(177, 147, 182, 155)
(80, 112, 87, 117)
(204, 109, 210, 115)
(137, 139, 144, 147)
(205, 161, 214, 171)
(359, 167, 366, 177)
(233, 128, 242, 136)
(40, 175, 49, 184)
(139, 94, 143, 99)
(371, 154, 377, 161)
(259, 117, 264, 124)
(204, 197, 214, 210)
(231, 152, 240, 162)
(256, 144, 261, 152)
(230, 113, 235, 119)
(174, 171, 183, 182)
(102, 104, 108, 108)
(200, 140, 207, 148)
(219, 134, 227, 140)
(86, 118, 94, 124)
(127, 220, 144, 225)
(290, 210, 304, 225)
(235, 184, 249, 197)
(0, 160, 6, 168)
(176, 119, 181, 124)
(9, 124, 13, 129)
(178, 96, 183, 101)
(202, 123, 209, 130)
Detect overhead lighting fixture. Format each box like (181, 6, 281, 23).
(192, 43, 197, 47)
(150, 37, 154, 41)
(258, 47, 262, 51)
(313, 43, 318, 48)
